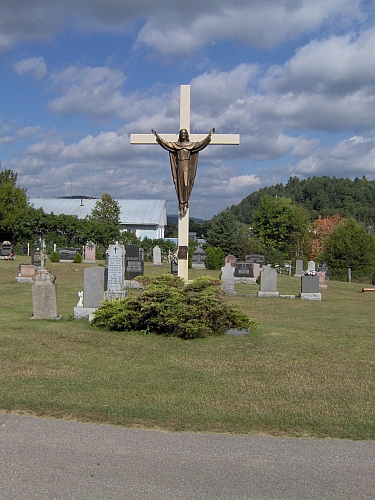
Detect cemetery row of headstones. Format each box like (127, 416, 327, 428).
(221, 256, 324, 300)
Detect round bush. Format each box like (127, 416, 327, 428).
(73, 253, 82, 263)
(49, 251, 60, 262)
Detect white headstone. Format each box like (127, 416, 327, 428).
(221, 263, 236, 295)
(106, 244, 125, 299)
(308, 261, 316, 272)
(258, 264, 279, 297)
(153, 245, 162, 266)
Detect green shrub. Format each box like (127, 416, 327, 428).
(91, 274, 256, 339)
(205, 246, 225, 270)
(73, 253, 82, 263)
(49, 251, 60, 262)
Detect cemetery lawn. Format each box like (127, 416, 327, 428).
(1, 259, 374, 440)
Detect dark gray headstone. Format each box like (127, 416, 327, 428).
(245, 254, 265, 267)
(31, 249, 43, 268)
(58, 247, 79, 261)
(125, 244, 144, 280)
(234, 262, 253, 278)
(170, 259, 178, 276)
(301, 275, 319, 293)
(192, 247, 206, 269)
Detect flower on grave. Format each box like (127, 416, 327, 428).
(304, 270, 317, 276)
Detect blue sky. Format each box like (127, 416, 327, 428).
(1, 0, 375, 218)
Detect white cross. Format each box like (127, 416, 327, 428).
(130, 85, 240, 280)
(130, 85, 240, 146)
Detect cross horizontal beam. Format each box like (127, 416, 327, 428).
(130, 133, 240, 145)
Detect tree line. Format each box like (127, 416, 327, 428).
(0, 169, 176, 260)
(229, 176, 375, 225)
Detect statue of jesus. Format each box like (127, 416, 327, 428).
(151, 127, 215, 214)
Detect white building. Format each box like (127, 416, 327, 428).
(28, 198, 167, 240)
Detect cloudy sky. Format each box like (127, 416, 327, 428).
(1, 0, 375, 218)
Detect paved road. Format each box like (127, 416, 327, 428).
(1, 412, 374, 499)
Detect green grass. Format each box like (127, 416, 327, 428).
(1, 258, 374, 439)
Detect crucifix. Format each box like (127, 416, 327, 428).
(130, 85, 240, 281)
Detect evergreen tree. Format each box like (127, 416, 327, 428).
(205, 210, 244, 257)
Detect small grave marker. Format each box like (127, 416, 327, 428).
(125, 244, 144, 280)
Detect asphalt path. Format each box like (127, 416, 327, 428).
(1, 412, 374, 499)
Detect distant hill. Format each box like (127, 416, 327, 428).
(229, 176, 375, 225)
(167, 214, 207, 225)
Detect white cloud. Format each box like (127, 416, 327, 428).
(60, 131, 128, 161)
(135, 0, 363, 55)
(263, 28, 375, 95)
(0, 0, 366, 55)
(14, 57, 47, 79)
(48, 65, 127, 119)
(17, 126, 44, 139)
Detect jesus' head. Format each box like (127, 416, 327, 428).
(179, 129, 189, 142)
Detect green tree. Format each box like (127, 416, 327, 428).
(252, 195, 311, 259)
(0, 169, 29, 242)
(205, 210, 244, 258)
(323, 219, 375, 281)
(90, 192, 121, 225)
(87, 192, 121, 244)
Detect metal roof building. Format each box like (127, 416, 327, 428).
(28, 198, 167, 240)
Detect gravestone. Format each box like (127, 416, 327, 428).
(31, 269, 59, 320)
(170, 258, 178, 276)
(15, 264, 36, 284)
(0, 241, 13, 259)
(106, 244, 125, 299)
(245, 254, 265, 267)
(234, 261, 256, 284)
(58, 247, 79, 262)
(317, 271, 328, 290)
(84, 267, 105, 307)
(191, 247, 206, 269)
(225, 254, 237, 267)
(253, 262, 261, 280)
(294, 259, 304, 277)
(300, 275, 321, 300)
(258, 264, 279, 297)
(125, 244, 144, 281)
(74, 266, 106, 320)
(221, 262, 236, 295)
(153, 245, 162, 266)
(307, 261, 316, 272)
(318, 263, 329, 279)
(84, 242, 96, 263)
(31, 249, 44, 269)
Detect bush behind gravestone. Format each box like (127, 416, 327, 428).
(49, 251, 60, 262)
(73, 253, 82, 263)
(91, 274, 255, 339)
(205, 246, 225, 270)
